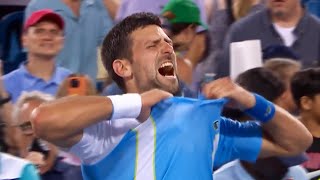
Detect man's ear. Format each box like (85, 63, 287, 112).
(300, 96, 312, 110)
(21, 33, 27, 48)
(112, 59, 132, 78)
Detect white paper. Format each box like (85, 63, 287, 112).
(230, 40, 262, 80)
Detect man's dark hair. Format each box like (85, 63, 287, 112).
(236, 67, 286, 102)
(291, 68, 320, 108)
(101, 12, 161, 90)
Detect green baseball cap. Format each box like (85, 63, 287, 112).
(161, 0, 207, 29)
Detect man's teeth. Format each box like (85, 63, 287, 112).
(160, 62, 173, 68)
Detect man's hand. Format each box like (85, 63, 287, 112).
(25, 151, 46, 173)
(202, 77, 256, 109)
(137, 89, 173, 122)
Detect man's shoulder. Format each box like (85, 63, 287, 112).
(305, 13, 320, 27)
(53, 66, 72, 84)
(3, 68, 23, 83)
(56, 66, 72, 75)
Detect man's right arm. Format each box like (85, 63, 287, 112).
(31, 89, 172, 148)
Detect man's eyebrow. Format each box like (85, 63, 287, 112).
(165, 38, 173, 45)
(145, 38, 161, 45)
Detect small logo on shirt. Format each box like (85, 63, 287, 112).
(264, 106, 272, 117)
(213, 120, 219, 130)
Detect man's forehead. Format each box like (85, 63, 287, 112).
(131, 25, 169, 42)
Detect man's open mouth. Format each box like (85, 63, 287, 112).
(158, 62, 175, 77)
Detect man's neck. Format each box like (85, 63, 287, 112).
(272, 7, 304, 28)
(300, 112, 320, 137)
(26, 55, 56, 82)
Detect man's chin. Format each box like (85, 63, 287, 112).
(160, 82, 179, 95)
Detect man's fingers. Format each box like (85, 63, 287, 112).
(202, 77, 236, 99)
(141, 89, 173, 107)
(138, 89, 172, 122)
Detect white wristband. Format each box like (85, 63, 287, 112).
(107, 93, 142, 120)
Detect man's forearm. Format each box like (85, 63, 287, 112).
(262, 106, 312, 156)
(32, 94, 142, 147)
(32, 96, 115, 144)
(243, 93, 313, 156)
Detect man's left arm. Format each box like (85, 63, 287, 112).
(203, 77, 312, 158)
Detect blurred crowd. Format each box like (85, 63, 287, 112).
(0, 0, 319, 179)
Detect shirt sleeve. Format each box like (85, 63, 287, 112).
(69, 121, 112, 165)
(213, 117, 262, 169)
(20, 164, 40, 180)
(286, 166, 308, 180)
(69, 118, 139, 165)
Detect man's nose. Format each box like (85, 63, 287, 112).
(161, 42, 174, 54)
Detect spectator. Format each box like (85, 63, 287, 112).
(193, 0, 265, 92)
(291, 68, 320, 180)
(0, 10, 71, 132)
(13, 91, 83, 180)
(218, 0, 320, 77)
(31, 12, 311, 180)
(161, 0, 207, 85)
(0, 120, 40, 180)
(264, 58, 301, 113)
(262, 44, 302, 113)
(25, 0, 114, 81)
(3, 9, 71, 103)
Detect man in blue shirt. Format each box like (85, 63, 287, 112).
(25, 0, 113, 81)
(31, 12, 312, 180)
(2, 9, 71, 103)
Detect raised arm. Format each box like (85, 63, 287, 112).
(31, 89, 172, 148)
(203, 77, 312, 158)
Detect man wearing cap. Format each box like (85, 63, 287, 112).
(25, 0, 114, 81)
(0, 9, 71, 177)
(2, 9, 71, 103)
(161, 0, 207, 85)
